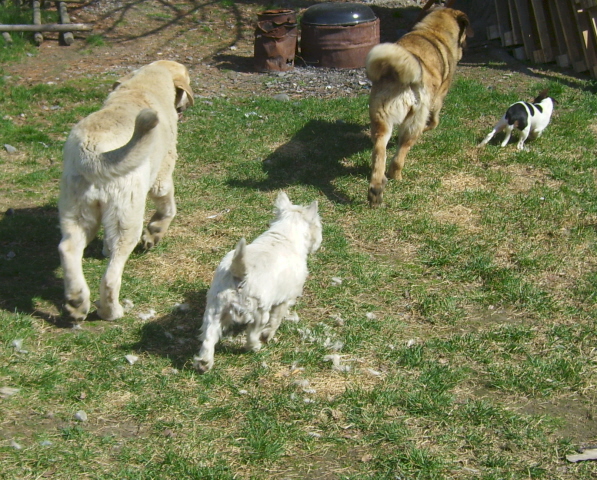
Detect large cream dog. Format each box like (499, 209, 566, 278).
(366, 8, 472, 207)
(58, 60, 194, 322)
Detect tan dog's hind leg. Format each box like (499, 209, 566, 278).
(59, 221, 95, 322)
(142, 174, 177, 249)
(388, 129, 420, 181)
(368, 120, 392, 207)
(425, 109, 441, 132)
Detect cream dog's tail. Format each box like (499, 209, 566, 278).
(99, 108, 159, 177)
(72, 108, 159, 181)
(231, 237, 247, 280)
(366, 43, 422, 85)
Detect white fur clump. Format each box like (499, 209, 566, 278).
(193, 192, 323, 373)
(138, 309, 156, 321)
(324, 354, 350, 373)
(125, 354, 139, 365)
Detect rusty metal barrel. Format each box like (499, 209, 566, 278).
(254, 9, 298, 72)
(300, 3, 380, 69)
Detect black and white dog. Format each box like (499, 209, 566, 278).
(478, 90, 555, 150)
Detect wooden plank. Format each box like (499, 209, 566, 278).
(529, 0, 554, 62)
(0, 23, 93, 31)
(587, 9, 597, 76)
(554, 0, 588, 71)
(494, 0, 513, 46)
(545, 0, 571, 66)
(512, 0, 540, 61)
(487, 24, 501, 40)
(506, 0, 523, 45)
(574, 5, 597, 77)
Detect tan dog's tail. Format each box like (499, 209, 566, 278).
(366, 43, 422, 85)
(231, 238, 247, 280)
(91, 108, 159, 179)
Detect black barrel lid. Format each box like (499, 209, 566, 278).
(301, 2, 377, 26)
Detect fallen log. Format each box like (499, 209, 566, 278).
(0, 23, 93, 32)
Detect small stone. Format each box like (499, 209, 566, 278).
(10, 440, 22, 450)
(39, 440, 52, 446)
(4, 144, 17, 154)
(0, 387, 20, 398)
(74, 410, 87, 422)
(272, 93, 290, 102)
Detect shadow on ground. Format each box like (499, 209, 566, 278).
(0, 206, 72, 326)
(228, 118, 371, 203)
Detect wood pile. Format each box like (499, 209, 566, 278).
(0, 0, 92, 46)
(488, 0, 597, 78)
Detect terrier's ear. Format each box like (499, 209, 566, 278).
(307, 201, 319, 220)
(275, 191, 292, 211)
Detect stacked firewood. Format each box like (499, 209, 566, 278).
(488, 0, 597, 78)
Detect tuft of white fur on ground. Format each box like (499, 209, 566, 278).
(125, 354, 139, 365)
(138, 309, 156, 321)
(122, 299, 134, 311)
(324, 354, 350, 372)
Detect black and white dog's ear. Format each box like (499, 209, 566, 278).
(533, 89, 549, 103)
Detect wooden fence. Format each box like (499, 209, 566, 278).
(488, 0, 597, 77)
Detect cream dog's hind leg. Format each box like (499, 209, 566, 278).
(142, 168, 177, 249)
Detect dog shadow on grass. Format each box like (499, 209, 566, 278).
(0, 206, 74, 327)
(125, 289, 245, 370)
(0, 205, 158, 328)
(228, 119, 372, 204)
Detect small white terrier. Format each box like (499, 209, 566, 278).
(478, 89, 555, 150)
(193, 192, 323, 373)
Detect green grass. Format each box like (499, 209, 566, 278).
(2, 36, 597, 480)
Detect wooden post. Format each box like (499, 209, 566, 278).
(33, 0, 43, 46)
(57, 1, 74, 45)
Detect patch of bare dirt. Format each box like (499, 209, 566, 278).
(2, 0, 516, 101)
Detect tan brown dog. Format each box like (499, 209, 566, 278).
(366, 8, 472, 207)
(58, 60, 194, 322)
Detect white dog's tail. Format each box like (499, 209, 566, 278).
(231, 237, 247, 280)
(366, 43, 422, 85)
(76, 108, 159, 180)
